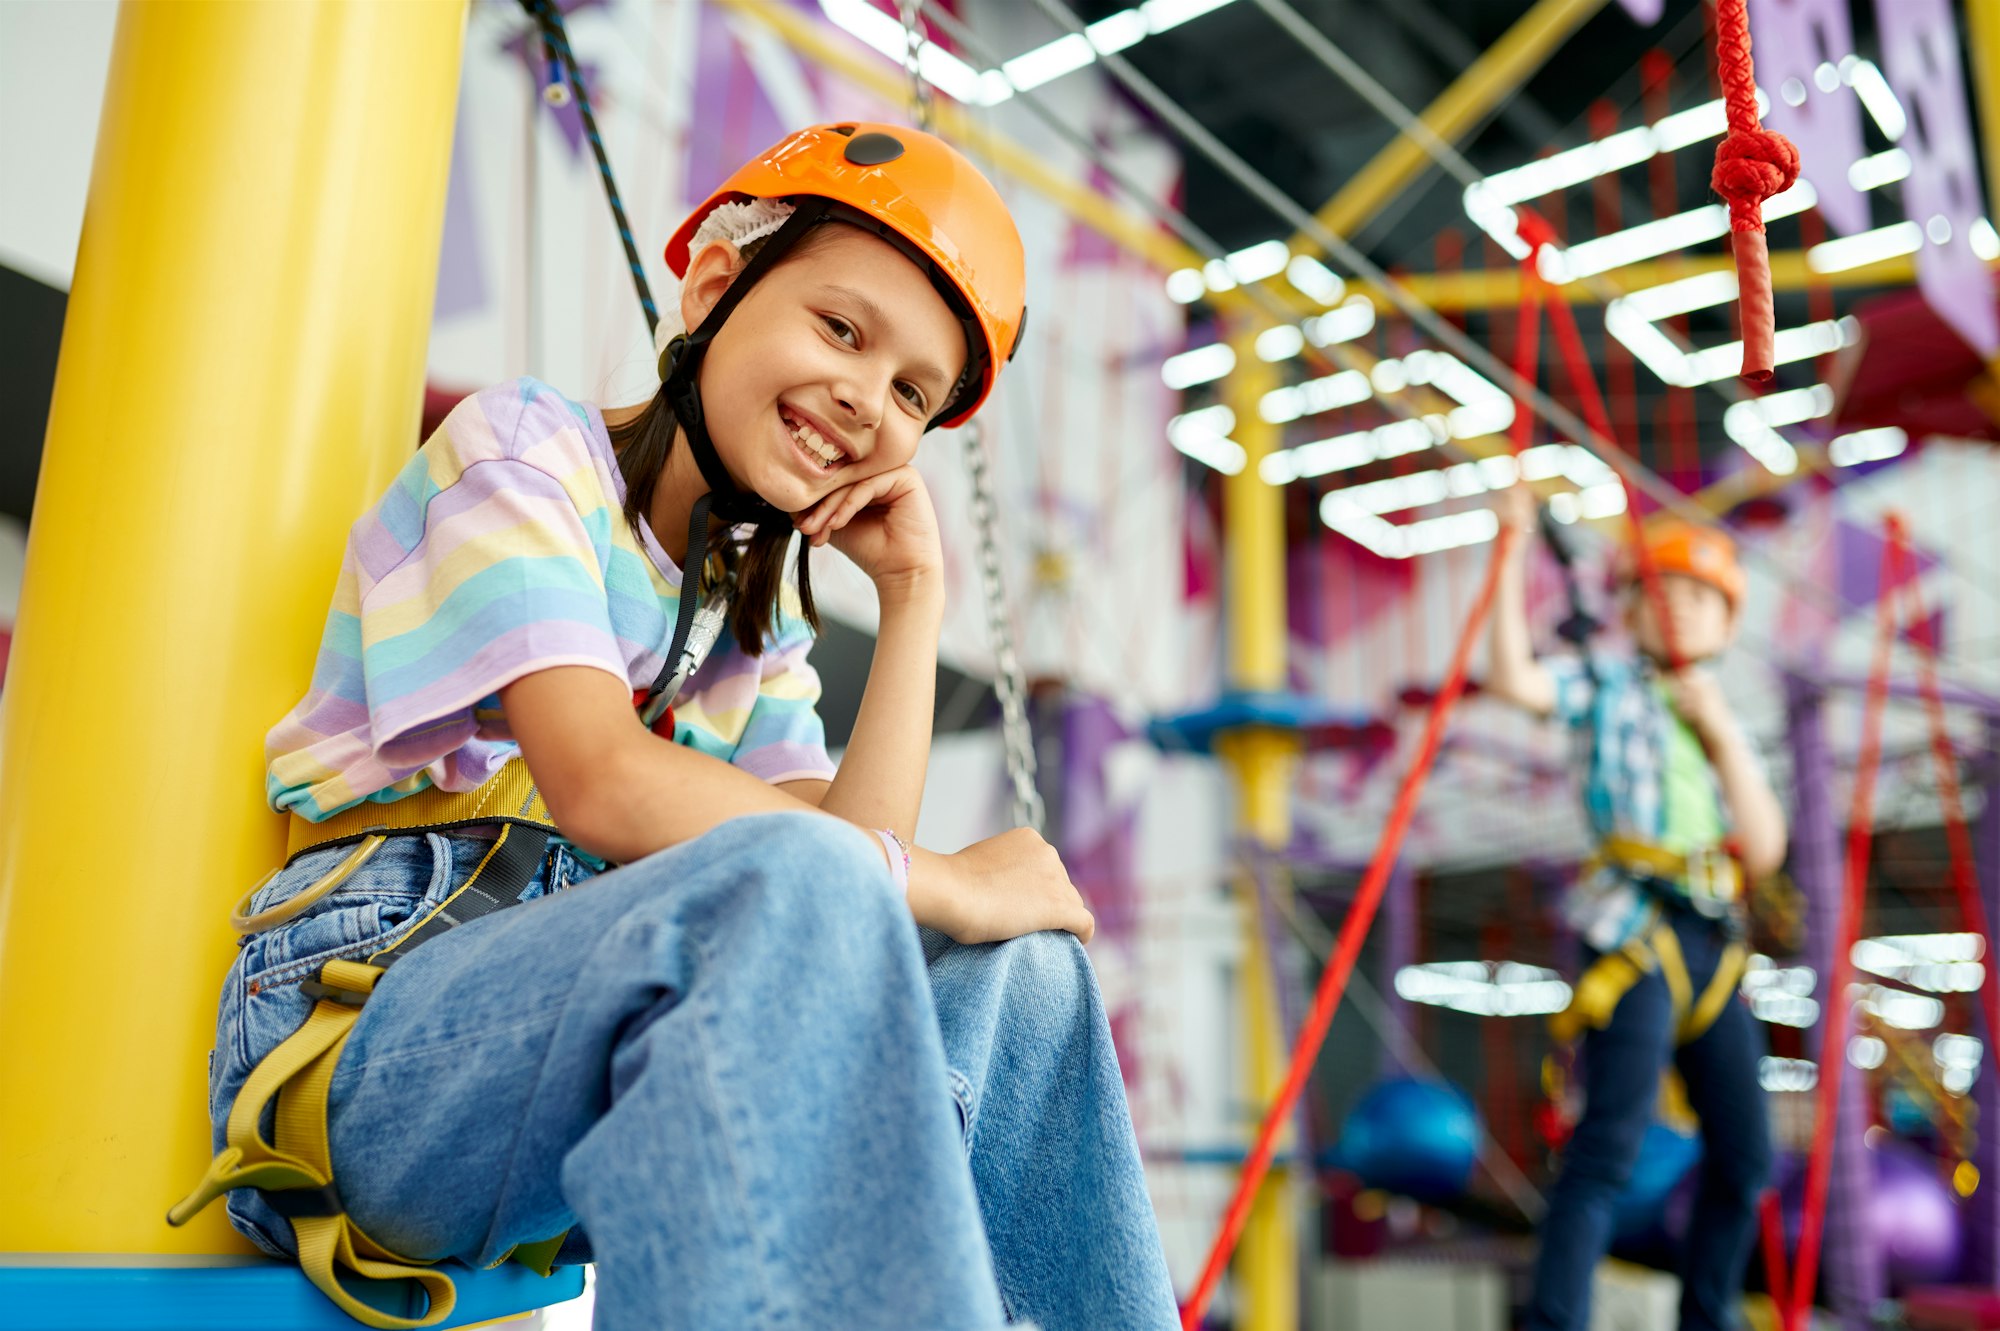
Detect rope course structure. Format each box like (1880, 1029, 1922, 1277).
(1761, 513, 2000, 1331)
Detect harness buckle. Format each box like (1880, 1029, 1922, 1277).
(262, 1181, 346, 1219)
(300, 976, 372, 1007)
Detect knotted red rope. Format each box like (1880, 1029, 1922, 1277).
(1711, 0, 1800, 383)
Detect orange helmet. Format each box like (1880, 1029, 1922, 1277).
(1617, 522, 1746, 610)
(667, 122, 1027, 428)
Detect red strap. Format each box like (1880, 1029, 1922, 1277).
(1526, 209, 1687, 674)
(630, 690, 675, 739)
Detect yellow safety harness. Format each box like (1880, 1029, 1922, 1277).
(1547, 835, 1750, 1049)
(169, 761, 571, 1328)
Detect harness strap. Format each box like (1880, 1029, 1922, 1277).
(173, 823, 565, 1328)
(1549, 920, 1749, 1049)
(287, 759, 554, 862)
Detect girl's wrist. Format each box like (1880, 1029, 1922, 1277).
(872, 565, 946, 612)
(872, 827, 912, 896)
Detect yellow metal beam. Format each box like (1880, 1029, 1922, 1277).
(1969, 0, 2000, 229)
(1299, 0, 1610, 249)
(0, 0, 465, 1254)
(1217, 326, 1300, 1331)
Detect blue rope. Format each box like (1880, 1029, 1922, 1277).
(523, 0, 660, 334)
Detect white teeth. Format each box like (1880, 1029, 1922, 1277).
(784, 409, 842, 468)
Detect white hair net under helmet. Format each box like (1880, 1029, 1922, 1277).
(652, 198, 796, 370)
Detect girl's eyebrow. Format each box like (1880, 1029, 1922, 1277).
(821, 284, 956, 394)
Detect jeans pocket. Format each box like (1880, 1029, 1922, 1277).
(221, 835, 453, 1086)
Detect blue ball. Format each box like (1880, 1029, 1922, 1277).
(1334, 1078, 1483, 1202)
(1611, 1121, 1704, 1240)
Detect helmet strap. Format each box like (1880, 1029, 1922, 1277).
(661, 199, 833, 526)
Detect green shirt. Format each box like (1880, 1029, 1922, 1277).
(1653, 681, 1725, 855)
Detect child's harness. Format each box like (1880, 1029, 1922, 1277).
(169, 761, 570, 1328)
(1535, 512, 1749, 1051)
(1549, 834, 1749, 1048)
(172, 473, 739, 1324)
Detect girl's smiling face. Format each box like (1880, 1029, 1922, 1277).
(679, 223, 968, 515)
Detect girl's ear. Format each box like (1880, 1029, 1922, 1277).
(680, 240, 745, 333)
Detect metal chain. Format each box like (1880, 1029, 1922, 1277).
(962, 421, 1046, 833)
(895, 4, 1043, 832)
(897, 0, 935, 133)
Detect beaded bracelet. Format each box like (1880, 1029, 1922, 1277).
(872, 827, 912, 897)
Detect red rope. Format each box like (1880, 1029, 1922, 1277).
(1528, 216, 1688, 673)
(1893, 532, 2000, 1069)
(1710, 0, 1799, 383)
(1778, 514, 1903, 1331)
(1759, 1189, 1791, 1314)
(1176, 523, 1515, 1329)
(1175, 252, 1555, 1325)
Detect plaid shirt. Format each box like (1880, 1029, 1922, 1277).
(1546, 651, 1733, 951)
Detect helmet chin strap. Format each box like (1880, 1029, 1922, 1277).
(643, 202, 832, 712)
(661, 199, 833, 528)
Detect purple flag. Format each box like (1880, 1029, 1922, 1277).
(1750, 0, 1869, 235)
(433, 89, 489, 321)
(1878, 0, 1998, 357)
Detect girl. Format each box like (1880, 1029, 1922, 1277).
(185, 124, 1180, 1330)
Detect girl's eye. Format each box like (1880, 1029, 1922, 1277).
(821, 315, 857, 346)
(895, 381, 927, 411)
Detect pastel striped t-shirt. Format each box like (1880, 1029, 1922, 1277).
(266, 377, 837, 823)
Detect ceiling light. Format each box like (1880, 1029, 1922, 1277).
(1845, 58, 1906, 140)
(1167, 405, 1244, 475)
(1141, 0, 1236, 30)
(1393, 961, 1573, 1016)
(1723, 385, 1830, 474)
(1829, 427, 1910, 467)
(1001, 33, 1095, 91)
(1260, 368, 1373, 424)
(1549, 182, 1816, 284)
(1251, 326, 1302, 363)
(818, 0, 991, 105)
(1856, 984, 1945, 1031)
(1225, 239, 1291, 284)
(1973, 218, 2000, 261)
(1618, 270, 1740, 322)
(1847, 148, 1912, 191)
(1259, 430, 1372, 484)
(1165, 268, 1207, 303)
(1085, 9, 1150, 54)
(1201, 258, 1237, 292)
(1926, 214, 1954, 245)
(1286, 254, 1345, 305)
(1305, 297, 1376, 346)
(1678, 317, 1857, 388)
(1759, 1056, 1818, 1090)
(1161, 341, 1235, 389)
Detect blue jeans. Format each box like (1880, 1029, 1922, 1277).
(207, 812, 1178, 1330)
(1526, 912, 1772, 1331)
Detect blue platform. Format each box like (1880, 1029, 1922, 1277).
(0, 1255, 586, 1330)
(1148, 688, 1383, 754)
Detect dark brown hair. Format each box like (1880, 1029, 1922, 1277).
(602, 226, 842, 656)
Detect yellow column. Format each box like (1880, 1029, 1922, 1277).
(1217, 325, 1303, 1331)
(0, 1, 465, 1256)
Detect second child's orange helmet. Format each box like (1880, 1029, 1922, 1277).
(1617, 522, 1747, 611)
(667, 122, 1027, 428)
